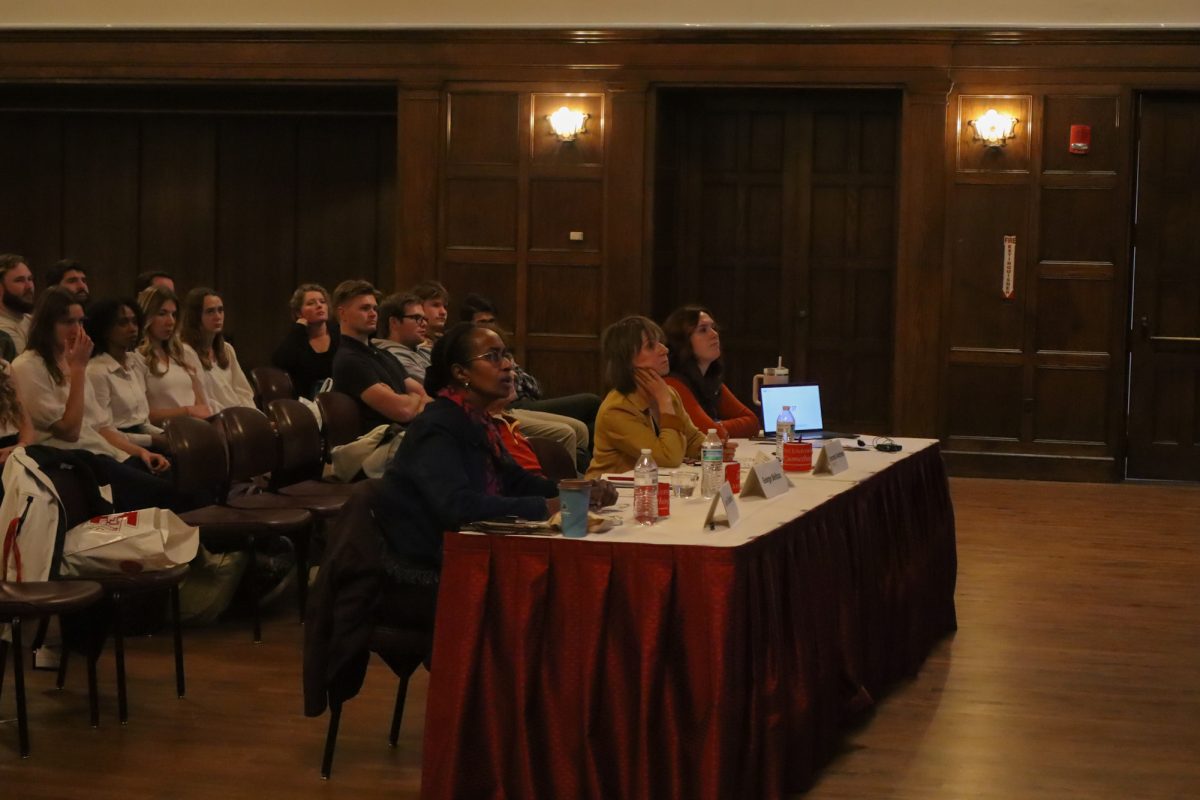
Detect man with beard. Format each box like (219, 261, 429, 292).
(0, 253, 35, 358)
(46, 259, 90, 305)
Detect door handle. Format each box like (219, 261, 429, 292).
(1142, 315, 1200, 343)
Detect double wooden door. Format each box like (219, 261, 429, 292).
(1128, 95, 1200, 480)
(654, 90, 898, 434)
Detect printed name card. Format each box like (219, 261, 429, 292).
(740, 459, 792, 499)
(812, 439, 849, 475)
(703, 481, 741, 531)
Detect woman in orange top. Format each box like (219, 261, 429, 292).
(662, 305, 760, 441)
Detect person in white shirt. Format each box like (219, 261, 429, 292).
(0, 359, 35, 464)
(84, 298, 166, 451)
(12, 287, 178, 512)
(136, 285, 212, 424)
(179, 287, 255, 414)
(0, 253, 35, 358)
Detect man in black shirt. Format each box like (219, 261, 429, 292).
(331, 280, 430, 434)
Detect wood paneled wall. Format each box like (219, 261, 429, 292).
(0, 87, 396, 371)
(2, 29, 1200, 479)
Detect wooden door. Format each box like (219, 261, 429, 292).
(1128, 95, 1200, 480)
(654, 90, 898, 433)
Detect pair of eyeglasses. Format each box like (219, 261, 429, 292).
(468, 349, 515, 366)
(402, 313, 427, 323)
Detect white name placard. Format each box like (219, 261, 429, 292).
(740, 459, 791, 499)
(702, 481, 741, 530)
(813, 439, 849, 475)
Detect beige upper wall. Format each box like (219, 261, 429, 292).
(2, 0, 1198, 28)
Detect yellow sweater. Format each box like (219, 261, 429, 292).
(585, 387, 706, 479)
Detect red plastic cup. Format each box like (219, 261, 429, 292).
(657, 482, 671, 517)
(782, 441, 813, 472)
(724, 462, 741, 493)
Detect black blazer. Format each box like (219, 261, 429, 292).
(378, 396, 557, 565)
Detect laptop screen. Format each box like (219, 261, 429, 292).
(760, 384, 824, 432)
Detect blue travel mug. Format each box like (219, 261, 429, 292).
(557, 479, 592, 538)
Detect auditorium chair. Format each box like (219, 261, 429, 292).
(165, 416, 315, 642)
(250, 366, 295, 410)
(45, 462, 190, 725)
(314, 391, 361, 462)
(0, 579, 104, 757)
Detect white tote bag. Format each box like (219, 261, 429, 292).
(59, 508, 200, 576)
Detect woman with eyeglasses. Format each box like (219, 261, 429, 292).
(378, 322, 613, 566)
(11, 287, 181, 511)
(271, 283, 340, 399)
(586, 315, 708, 479)
(179, 287, 255, 413)
(662, 305, 759, 441)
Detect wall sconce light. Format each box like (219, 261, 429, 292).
(547, 106, 589, 142)
(968, 109, 1020, 148)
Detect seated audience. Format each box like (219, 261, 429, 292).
(330, 280, 428, 434)
(0, 359, 35, 464)
(662, 305, 759, 440)
(374, 292, 431, 382)
(378, 323, 612, 566)
(46, 259, 90, 305)
(271, 282, 340, 399)
(410, 280, 450, 344)
(134, 270, 175, 296)
(12, 288, 177, 511)
(137, 285, 212, 424)
(0, 253, 35, 358)
(586, 315, 706, 479)
(179, 287, 255, 413)
(85, 298, 166, 451)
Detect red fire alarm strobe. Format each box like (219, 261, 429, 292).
(1069, 124, 1091, 154)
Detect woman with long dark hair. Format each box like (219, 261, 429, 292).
(661, 305, 759, 441)
(586, 315, 707, 479)
(137, 285, 212, 424)
(379, 322, 612, 566)
(0, 357, 34, 464)
(12, 288, 177, 511)
(178, 287, 254, 413)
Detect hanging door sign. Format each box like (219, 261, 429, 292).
(1002, 235, 1017, 300)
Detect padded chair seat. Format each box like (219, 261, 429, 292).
(0, 581, 104, 617)
(230, 488, 346, 518)
(68, 563, 190, 593)
(180, 504, 312, 534)
(278, 480, 355, 500)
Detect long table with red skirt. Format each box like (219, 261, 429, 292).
(420, 438, 957, 799)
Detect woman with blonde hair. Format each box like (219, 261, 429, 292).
(179, 287, 254, 413)
(271, 282, 340, 398)
(137, 285, 211, 424)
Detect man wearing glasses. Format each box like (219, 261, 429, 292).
(376, 291, 434, 383)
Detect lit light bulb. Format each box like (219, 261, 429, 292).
(547, 107, 589, 142)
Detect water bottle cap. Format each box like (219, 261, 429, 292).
(782, 405, 790, 411)
(707, 428, 717, 434)
(640, 448, 651, 454)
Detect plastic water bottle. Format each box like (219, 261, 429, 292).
(633, 449, 659, 526)
(700, 428, 724, 499)
(776, 405, 795, 460)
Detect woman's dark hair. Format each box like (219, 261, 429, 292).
(661, 305, 714, 374)
(28, 286, 81, 386)
(179, 287, 230, 371)
(424, 322, 483, 395)
(601, 315, 665, 395)
(85, 297, 142, 358)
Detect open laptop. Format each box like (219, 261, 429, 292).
(759, 383, 855, 441)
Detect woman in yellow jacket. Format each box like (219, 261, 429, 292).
(586, 315, 706, 479)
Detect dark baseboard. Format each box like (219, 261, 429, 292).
(942, 450, 1120, 482)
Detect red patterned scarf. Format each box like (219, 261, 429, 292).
(438, 386, 505, 495)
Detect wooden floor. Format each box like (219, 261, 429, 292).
(2, 477, 1198, 798)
